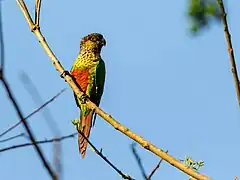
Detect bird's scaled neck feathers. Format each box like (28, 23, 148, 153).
(72, 47, 101, 69)
(72, 40, 103, 69)
(79, 48, 101, 63)
(79, 43, 102, 62)
(80, 40, 102, 57)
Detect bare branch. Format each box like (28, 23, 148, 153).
(35, 0, 41, 27)
(16, 0, 211, 179)
(20, 72, 63, 178)
(0, 2, 57, 179)
(20, 72, 61, 136)
(217, 0, 240, 106)
(17, 0, 34, 30)
(147, 150, 168, 180)
(78, 130, 134, 180)
(131, 143, 147, 179)
(0, 1, 4, 70)
(0, 133, 77, 153)
(131, 143, 166, 180)
(0, 76, 57, 180)
(0, 133, 26, 143)
(0, 88, 66, 138)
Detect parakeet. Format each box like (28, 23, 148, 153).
(71, 33, 106, 158)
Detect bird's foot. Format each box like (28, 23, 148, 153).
(72, 118, 81, 131)
(60, 70, 70, 79)
(80, 94, 88, 104)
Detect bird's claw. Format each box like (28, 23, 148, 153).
(80, 94, 87, 104)
(60, 70, 70, 78)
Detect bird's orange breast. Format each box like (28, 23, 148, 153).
(71, 69, 89, 93)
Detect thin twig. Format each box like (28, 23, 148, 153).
(0, 77, 58, 180)
(16, 0, 211, 179)
(217, 0, 240, 106)
(0, 3, 57, 179)
(0, 133, 26, 143)
(78, 130, 134, 180)
(0, 1, 4, 70)
(147, 150, 168, 180)
(0, 133, 77, 152)
(17, 0, 34, 30)
(20, 72, 62, 178)
(0, 88, 66, 138)
(35, 0, 41, 27)
(131, 143, 147, 179)
(1, 78, 58, 179)
(20, 72, 61, 136)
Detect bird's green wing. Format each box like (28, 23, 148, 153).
(95, 59, 106, 106)
(92, 59, 106, 125)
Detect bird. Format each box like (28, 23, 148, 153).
(71, 33, 106, 158)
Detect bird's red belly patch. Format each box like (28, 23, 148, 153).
(71, 69, 89, 93)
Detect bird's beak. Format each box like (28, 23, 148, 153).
(101, 38, 106, 46)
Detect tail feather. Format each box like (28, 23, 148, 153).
(78, 111, 93, 158)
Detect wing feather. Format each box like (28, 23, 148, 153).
(92, 59, 106, 126)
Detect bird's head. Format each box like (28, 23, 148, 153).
(80, 33, 106, 54)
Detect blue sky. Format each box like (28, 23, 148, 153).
(1, 0, 240, 179)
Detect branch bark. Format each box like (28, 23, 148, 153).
(16, 0, 212, 179)
(217, 0, 240, 106)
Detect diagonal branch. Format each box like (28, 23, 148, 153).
(0, 88, 66, 138)
(147, 150, 168, 180)
(16, 0, 211, 179)
(131, 143, 147, 179)
(0, 133, 26, 143)
(20, 72, 63, 178)
(20, 72, 62, 136)
(0, 76, 57, 180)
(17, 0, 34, 30)
(131, 143, 166, 180)
(0, 133, 77, 152)
(35, 0, 41, 27)
(78, 130, 134, 180)
(0, 1, 4, 71)
(0, 3, 57, 179)
(217, 0, 240, 106)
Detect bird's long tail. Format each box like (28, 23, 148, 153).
(78, 110, 93, 158)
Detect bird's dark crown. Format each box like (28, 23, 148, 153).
(80, 33, 106, 47)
